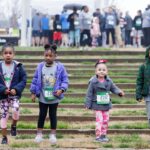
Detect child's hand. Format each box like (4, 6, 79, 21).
(54, 90, 63, 96)
(31, 94, 36, 102)
(137, 99, 144, 102)
(118, 91, 125, 97)
(10, 89, 16, 95)
(4, 89, 10, 95)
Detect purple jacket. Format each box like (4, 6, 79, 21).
(30, 61, 69, 100)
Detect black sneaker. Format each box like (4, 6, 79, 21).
(11, 125, 17, 136)
(1, 136, 8, 144)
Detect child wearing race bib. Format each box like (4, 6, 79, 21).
(30, 44, 69, 144)
(85, 59, 124, 142)
(0, 43, 27, 144)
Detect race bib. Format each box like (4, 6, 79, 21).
(44, 87, 55, 101)
(74, 21, 79, 25)
(86, 20, 91, 25)
(57, 25, 61, 29)
(4, 76, 11, 88)
(108, 20, 114, 25)
(136, 19, 142, 26)
(97, 92, 110, 104)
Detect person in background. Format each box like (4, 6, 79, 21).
(142, 5, 150, 47)
(90, 17, 101, 47)
(133, 10, 143, 47)
(79, 5, 92, 50)
(60, 9, 70, 47)
(67, 7, 80, 47)
(53, 15, 62, 46)
(32, 12, 41, 46)
(41, 14, 50, 46)
(124, 11, 133, 47)
(104, 7, 117, 47)
(49, 15, 55, 45)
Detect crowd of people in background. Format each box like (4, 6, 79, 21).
(31, 4, 150, 49)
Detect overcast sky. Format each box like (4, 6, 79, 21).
(30, 0, 150, 17)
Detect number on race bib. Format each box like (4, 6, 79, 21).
(96, 92, 110, 104)
(44, 87, 55, 101)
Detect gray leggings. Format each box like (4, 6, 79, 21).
(145, 101, 150, 124)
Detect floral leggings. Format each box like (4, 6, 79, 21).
(0, 97, 19, 128)
(95, 110, 109, 138)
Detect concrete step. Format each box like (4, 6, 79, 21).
(14, 50, 145, 56)
(14, 58, 144, 63)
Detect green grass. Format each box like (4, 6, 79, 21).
(20, 108, 32, 114)
(109, 122, 149, 129)
(112, 109, 146, 116)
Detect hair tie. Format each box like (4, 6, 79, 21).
(95, 59, 108, 67)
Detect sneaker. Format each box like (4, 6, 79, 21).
(1, 136, 8, 144)
(95, 135, 109, 142)
(11, 125, 17, 136)
(49, 134, 57, 144)
(34, 134, 43, 143)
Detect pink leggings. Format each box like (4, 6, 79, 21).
(95, 110, 109, 138)
(0, 97, 19, 128)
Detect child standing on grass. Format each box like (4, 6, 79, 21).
(30, 44, 69, 144)
(0, 43, 27, 144)
(85, 59, 124, 142)
(136, 46, 150, 127)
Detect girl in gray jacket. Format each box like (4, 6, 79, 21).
(85, 59, 124, 142)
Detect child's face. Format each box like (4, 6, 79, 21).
(2, 47, 14, 64)
(95, 63, 108, 78)
(44, 50, 56, 65)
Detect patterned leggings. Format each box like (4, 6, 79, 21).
(95, 110, 109, 138)
(0, 97, 19, 128)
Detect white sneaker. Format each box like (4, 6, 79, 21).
(34, 134, 43, 143)
(49, 134, 57, 144)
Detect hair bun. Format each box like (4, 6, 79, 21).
(51, 44, 57, 51)
(44, 44, 50, 50)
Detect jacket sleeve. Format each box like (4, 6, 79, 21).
(85, 81, 94, 109)
(60, 65, 69, 92)
(13, 65, 27, 95)
(136, 65, 144, 100)
(110, 80, 122, 95)
(30, 67, 38, 94)
(0, 83, 7, 95)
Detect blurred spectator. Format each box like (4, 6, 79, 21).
(104, 7, 117, 47)
(119, 12, 126, 47)
(124, 11, 132, 46)
(67, 7, 80, 47)
(32, 12, 41, 46)
(60, 9, 70, 47)
(40, 14, 50, 46)
(49, 15, 54, 45)
(93, 8, 106, 47)
(79, 5, 92, 49)
(53, 14, 62, 46)
(133, 10, 143, 47)
(142, 5, 150, 47)
(90, 17, 101, 47)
